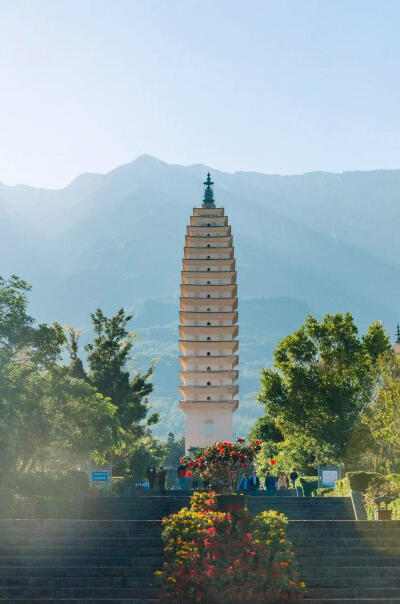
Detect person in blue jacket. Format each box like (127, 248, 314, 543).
(239, 473, 250, 491)
(264, 471, 276, 496)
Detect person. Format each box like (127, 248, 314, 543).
(158, 467, 167, 495)
(191, 470, 199, 490)
(146, 465, 157, 490)
(248, 470, 260, 493)
(264, 472, 276, 496)
(177, 464, 187, 490)
(277, 472, 288, 491)
(239, 473, 249, 491)
(289, 467, 299, 488)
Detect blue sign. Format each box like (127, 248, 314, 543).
(92, 471, 109, 482)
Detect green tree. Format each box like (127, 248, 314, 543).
(129, 436, 166, 484)
(257, 313, 390, 463)
(248, 416, 283, 444)
(85, 308, 158, 433)
(163, 432, 185, 468)
(366, 354, 400, 461)
(0, 276, 118, 472)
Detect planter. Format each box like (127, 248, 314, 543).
(216, 494, 248, 513)
(374, 509, 392, 520)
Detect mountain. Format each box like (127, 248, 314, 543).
(2, 155, 400, 437)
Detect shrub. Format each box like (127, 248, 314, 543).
(333, 478, 351, 497)
(298, 476, 318, 497)
(157, 491, 305, 602)
(346, 472, 382, 493)
(312, 487, 334, 497)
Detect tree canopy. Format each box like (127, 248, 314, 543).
(257, 312, 390, 463)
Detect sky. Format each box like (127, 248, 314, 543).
(0, 0, 399, 188)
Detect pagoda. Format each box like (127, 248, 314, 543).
(179, 173, 239, 452)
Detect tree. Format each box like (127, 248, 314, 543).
(257, 313, 390, 463)
(248, 416, 283, 444)
(366, 354, 400, 460)
(163, 432, 185, 469)
(85, 308, 158, 433)
(129, 436, 166, 484)
(0, 276, 119, 472)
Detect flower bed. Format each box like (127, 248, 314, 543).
(156, 491, 305, 603)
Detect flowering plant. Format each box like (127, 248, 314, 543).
(180, 438, 261, 493)
(156, 490, 305, 602)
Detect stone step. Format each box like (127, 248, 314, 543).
(0, 538, 162, 548)
(295, 546, 400, 556)
(0, 600, 159, 603)
(0, 556, 163, 568)
(0, 588, 160, 599)
(0, 577, 158, 588)
(302, 566, 400, 579)
(303, 600, 400, 603)
(291, 537, 400, 547)
(0, 546, 163, 557)
(306, 577, 400, 588)
(297, 556, 400, 568)
(308, 588, 400, 599)
(0, 567, 158, 578)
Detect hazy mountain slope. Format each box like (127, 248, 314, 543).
(1, 155, 400, 437)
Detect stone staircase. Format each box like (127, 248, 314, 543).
(290, 520, 400, 603)
(0, 518, 162, 602)
(2, 495, 400, 602)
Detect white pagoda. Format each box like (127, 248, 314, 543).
(179, 174, 239, 452)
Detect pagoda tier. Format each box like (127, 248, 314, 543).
(179, 174, 239, 452)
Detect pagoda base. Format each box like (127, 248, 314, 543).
(179, 400, 238, 453)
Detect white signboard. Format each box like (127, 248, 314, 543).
(321, 470, 338, 487)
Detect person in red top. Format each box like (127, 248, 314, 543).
(177, 464, 186, 490)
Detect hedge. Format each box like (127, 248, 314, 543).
(346, 471, 382, 493)
(312, 487, 334, 497)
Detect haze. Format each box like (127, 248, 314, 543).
(0, 0, 399, 188)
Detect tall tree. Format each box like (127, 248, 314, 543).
(257, 313, 390, 462)
(85, 308, 158, 433)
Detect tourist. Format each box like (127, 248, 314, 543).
(191, 469, 199, 490)
(158, 467, 167, 495)
(289, 467, 299, 489)
(146, 465, 157, 490)
(248, 470, 260, 493)
(264, 471, 276, 496)
(277, 472, 288, 491)
(177, 464, 187, 490)
(239, 473, 249, 491)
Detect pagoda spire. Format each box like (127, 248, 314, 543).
(202, 172, 216, 208)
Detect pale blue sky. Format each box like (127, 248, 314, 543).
(0, 0, 399, 187)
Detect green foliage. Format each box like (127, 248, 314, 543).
(0, 276, 118, 472)
(298, 476, 318, 497)
(248, 416, 283, 443)
(85, 307, 155, 432)
(257, 313, 390, 463)
(333, 478, 351, 497)
(163, 432, 185, 469)
(255, 434, 323, 477)
(312, 487, 334, 497)
(346, 471, 382, 493)
(129, 436, 166, 483)
(157, 491, 305, 602)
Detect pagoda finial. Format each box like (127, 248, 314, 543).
(396, 324, 400, 344)
(202, 172, 216, 208)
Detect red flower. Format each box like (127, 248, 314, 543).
(230, 450, 237, 456)
(254, 439, 260, 445)
(227, 442, 233, 447)
(237, 437, 244, 443)
(239, 453, 244, 460)
(179, 457, 185, 463)
(243, 463, 248, 468)
(199, 463, 204, 469)
(186, 470, 192, 476)
(188, 461, 194, 467)
(270, 459, 276, 466)
(198, 456, 204, 462)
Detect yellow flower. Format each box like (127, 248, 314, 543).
(154, 570, 163, 576)
(300, 582, 306, 588)
(280, 539, 285, 543)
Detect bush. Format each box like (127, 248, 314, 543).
(312, 487, 334, 497)
(346, 472, 382, 493)
(157, 491, 305, 602)
(298, 476, 318, 497)
(333, 478, 351, 497)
